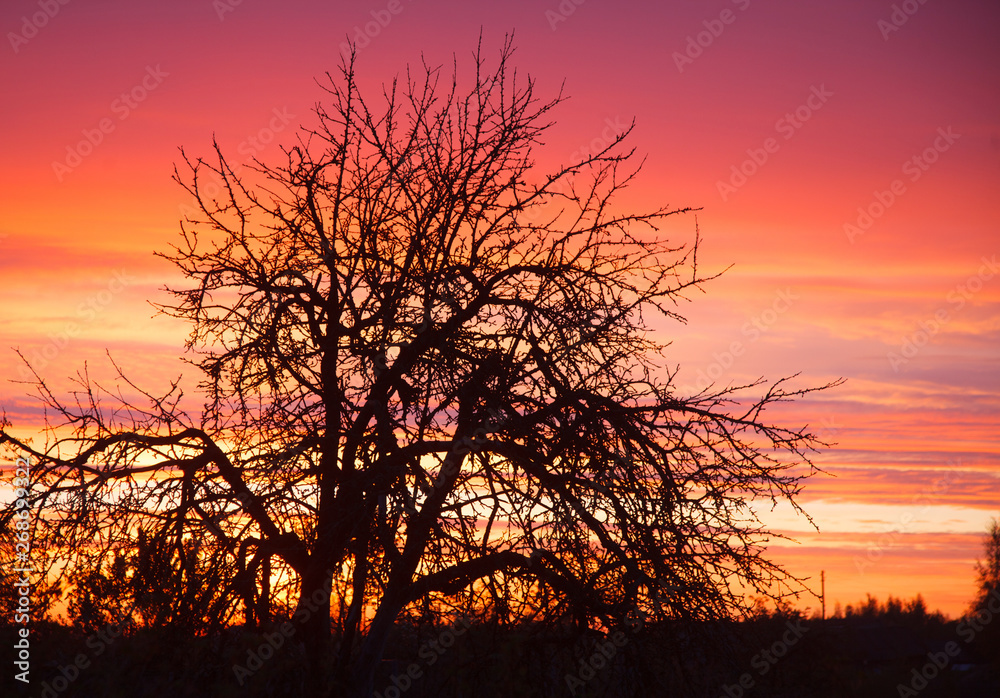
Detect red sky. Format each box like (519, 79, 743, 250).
(1, 0, 998, 618)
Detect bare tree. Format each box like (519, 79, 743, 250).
(1, 36, 838, 696)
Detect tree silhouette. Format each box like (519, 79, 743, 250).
(970, 516, 1000, 662)
(974, 517, 1000, 609)
(1, 37, 839, 696)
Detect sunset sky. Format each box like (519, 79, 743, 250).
(1, 0, 997, 618)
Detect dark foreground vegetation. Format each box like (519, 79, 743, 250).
(5, 596, 998, 698)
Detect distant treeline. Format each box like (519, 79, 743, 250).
(4, 593, 997, 698)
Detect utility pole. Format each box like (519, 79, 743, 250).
(821, 570, 826, 620)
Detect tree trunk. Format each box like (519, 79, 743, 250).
(347, 598, 404, 698)
(294, 561, 334, 694)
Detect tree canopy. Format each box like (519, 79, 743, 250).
(1, 36, 839, 695)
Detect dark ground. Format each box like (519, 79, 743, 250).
(3, 614, 998, 697)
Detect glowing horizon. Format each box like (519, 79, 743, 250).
(2, 0, 998, 619)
